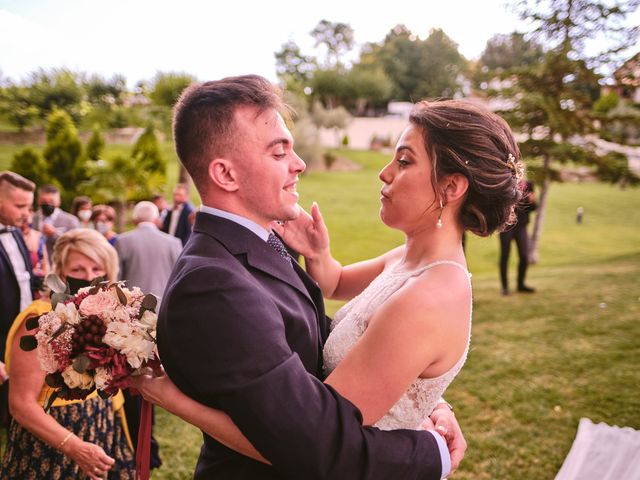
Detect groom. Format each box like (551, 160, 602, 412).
(157, 75, 463, 479)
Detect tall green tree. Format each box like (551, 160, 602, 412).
(361, 25, 466, 101)
(43, 109, 88, 205)
(132, 125, 166, 175)
(310, 19, 355, 68)
(10, 148, 50, 186)
(500, 0, 639, 262)
(86, 125, 105, 161)
(479, 32, 545, 72)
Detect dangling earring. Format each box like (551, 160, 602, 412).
(436, 199, 444, 229)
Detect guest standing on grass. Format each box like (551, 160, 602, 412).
(499, 177, 537, 295)
(162, 183, 194, 246)
(0, 171, 36, 430)
(0, 229, 135, 480)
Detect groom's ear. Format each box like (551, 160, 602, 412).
(208, 158, 239, 192)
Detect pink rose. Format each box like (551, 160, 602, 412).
(79, 291, 120, 317)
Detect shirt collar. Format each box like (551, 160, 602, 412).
(199, 205, 270, 241)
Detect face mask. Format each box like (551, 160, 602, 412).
(78, 210, 92, 222)
(40, 204, 55, 217)
(66, 276, 96, 295)
(95, 221, 110, 234)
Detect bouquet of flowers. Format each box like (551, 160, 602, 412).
(20, 274, 161, 410)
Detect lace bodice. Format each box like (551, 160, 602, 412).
(323, 261, 472, 431)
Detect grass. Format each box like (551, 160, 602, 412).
(1, 146, 639, 479)
(150, 150, 639, 479)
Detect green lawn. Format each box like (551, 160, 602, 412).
(151, 150, 639, 479)
(1, 147, 639, 479)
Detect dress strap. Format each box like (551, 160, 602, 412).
(415, 260, 471, 279)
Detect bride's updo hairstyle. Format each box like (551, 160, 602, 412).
(409, 100, 524, 236)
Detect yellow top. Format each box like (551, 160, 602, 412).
(5, 299, 123, 410)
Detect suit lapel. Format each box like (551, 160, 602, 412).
(194, 213, 317, 307)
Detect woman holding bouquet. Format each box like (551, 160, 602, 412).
(1, 229, 135, 480)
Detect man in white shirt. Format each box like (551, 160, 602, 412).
(0, 171, 36, 425)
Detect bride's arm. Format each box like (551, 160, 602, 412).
(325, 270, 471, 425)
(275, 203, 402, 300)
(128, 374, 268, 464)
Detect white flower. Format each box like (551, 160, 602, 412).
(94, 367, 112, 391)
(139, 310, 157, 332)
(54, 302, 80, 326)
(103, 322, 155, 369)
(61, 365, 94, 390)
(77, 286, 92, 295)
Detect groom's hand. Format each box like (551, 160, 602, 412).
(430, 404, 467, 474)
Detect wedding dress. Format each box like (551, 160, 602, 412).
(323, 261, 472, 431)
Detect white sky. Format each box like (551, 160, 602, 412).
(0, 0, 638, 87)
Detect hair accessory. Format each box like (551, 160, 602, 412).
(436, 199, 444, 229)
(464, 160, 469, 165)
(506, 153, 517, 172)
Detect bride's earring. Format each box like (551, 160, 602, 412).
(436, 199, 444, 229)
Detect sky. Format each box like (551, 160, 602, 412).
(0, 0, 638, 87)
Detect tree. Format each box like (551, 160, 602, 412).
(274, 40, 317, 92)
(84, 74, 127, 106)
(132, 125, 166, 176)
(10, 148, 50, 186)
(479, 32, 545, 72)
(27, 68, 85, 121)
(361, 25, 466, 101)
(310, 19, 355, 68)
(501, 0, 640, 262)
(148, 72, 196, 107)
(86, 125, 105, 161)
(43, 109, 88, 205)
(0, 85, 40, 131)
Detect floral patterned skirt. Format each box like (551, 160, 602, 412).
(0, 396, 135, 480)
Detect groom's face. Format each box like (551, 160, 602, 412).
(231, 106, 306, 229)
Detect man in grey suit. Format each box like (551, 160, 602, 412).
(115, 200, 181, 471)
(115, 200, 182, 300)
(32, 184, 79, 261)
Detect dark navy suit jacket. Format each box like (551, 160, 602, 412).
(162, 201, 194, 246)
(0, 230, 34, 360)
(157, 213, 442, 479)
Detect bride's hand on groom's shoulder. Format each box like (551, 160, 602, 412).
(429, 405, 467, 474)
(272, 202, 330, 259)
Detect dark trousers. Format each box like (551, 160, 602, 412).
(499, 226, 529, 290)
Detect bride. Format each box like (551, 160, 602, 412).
(131, 99, 523, 472)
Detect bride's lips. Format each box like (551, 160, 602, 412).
(380, 190, 391, 201)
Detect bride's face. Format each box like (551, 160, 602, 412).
(378, 124, 439, 232)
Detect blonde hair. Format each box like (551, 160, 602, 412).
(52, 229, 119, 282)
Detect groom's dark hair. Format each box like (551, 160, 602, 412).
(172, 75, 288, 192)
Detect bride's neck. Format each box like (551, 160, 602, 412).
(400, 224, 465, 269)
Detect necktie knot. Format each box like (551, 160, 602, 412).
(267, 233, 292, 265)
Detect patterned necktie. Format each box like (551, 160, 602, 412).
(267, 233, 292, 265)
